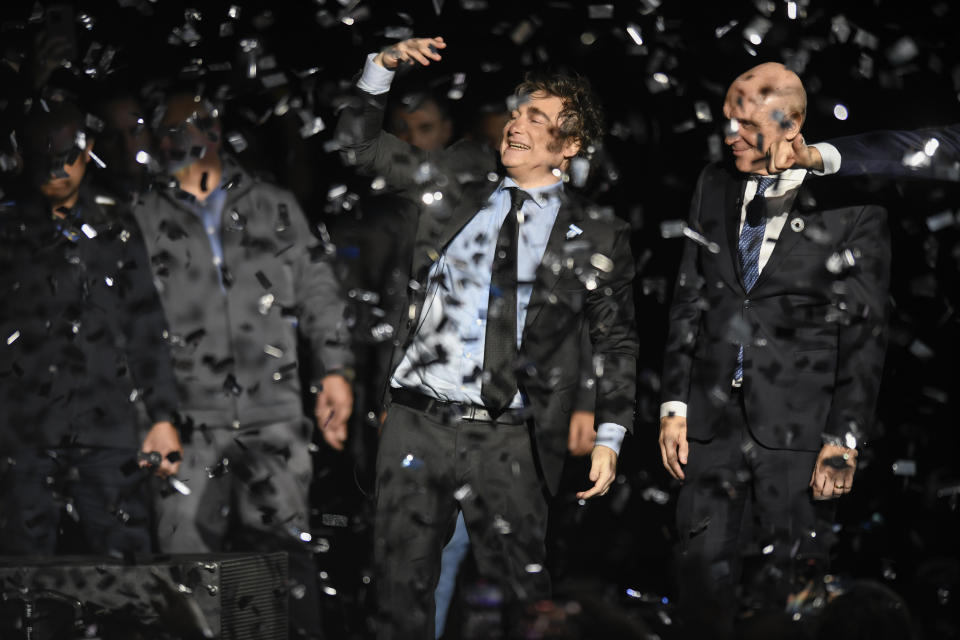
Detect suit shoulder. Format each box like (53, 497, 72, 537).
(699, 161, 737, 186)
(566, 191, 631, 235)
(442, 139, 499, 180)
(800, 176, 893, 214)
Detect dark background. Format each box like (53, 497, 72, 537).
(1, 0, 959, 637)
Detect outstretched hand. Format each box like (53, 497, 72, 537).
(374, 37, 446, 70)
(766, 134, 824, 174)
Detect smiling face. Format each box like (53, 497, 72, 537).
(723, 62, 806, 175)
(499, 91, 581, 189)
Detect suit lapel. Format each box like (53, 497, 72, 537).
(521, 195, 577, 340)
(750, 185, 806, 291)
(412, 179, 500, 276)
(723, 175, 747, 291)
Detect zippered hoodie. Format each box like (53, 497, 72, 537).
(131, 157, 351, 431)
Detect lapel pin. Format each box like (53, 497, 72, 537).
(566, 223, 583, 239)
(790, 217, 805, 233)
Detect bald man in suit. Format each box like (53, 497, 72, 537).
(659, 63, 890, 638)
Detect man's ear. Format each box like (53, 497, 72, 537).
(562, 137, 581, 161)
(784, 114, 804, 141)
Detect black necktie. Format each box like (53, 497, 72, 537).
(481, 187, 529, 413)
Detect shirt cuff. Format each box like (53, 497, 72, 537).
(810, 142, 841, 176)
(357, 52, 395, 95)
(660, 401, 688, 419)
(595, 422, 626, 456)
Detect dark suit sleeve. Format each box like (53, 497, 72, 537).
(335, 82, 438, 190)
(284, 192, 354, 383)
(584, 223, 638, 432)
(661, 168, 708, 404)
(825, 204, 890, 443)
(116, 214, 180, 424)
(573, 324, 597, 413)
(830, 124, 960, 180)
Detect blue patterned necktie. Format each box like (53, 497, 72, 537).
(734, 176, 777, 383)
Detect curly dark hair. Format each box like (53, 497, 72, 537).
(514, 72, 605, 157)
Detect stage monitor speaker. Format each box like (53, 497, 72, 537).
(0, 552, 288, 639)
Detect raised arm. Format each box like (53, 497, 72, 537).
(335, 37, 448, 189)
(768, 125, 960, 180)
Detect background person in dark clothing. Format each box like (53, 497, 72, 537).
(90, 88, 155, 202)
(0, 100, 182, 557)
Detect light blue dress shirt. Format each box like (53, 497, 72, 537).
(183, 178, 228, 291)
(392, 178, 562, 408)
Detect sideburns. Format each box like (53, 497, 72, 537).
(546, 123, 576, 154)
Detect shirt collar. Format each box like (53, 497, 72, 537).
(747, 167, 807, 197)
(176, 174, 228, 210)
(499, 176, 563, 209)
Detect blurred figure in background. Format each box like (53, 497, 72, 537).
(0, 100, 181, 557)
(91, 88, 154, 202)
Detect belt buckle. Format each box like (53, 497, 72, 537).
(463, 405, 484, 421)
(459, 404, 494, 422)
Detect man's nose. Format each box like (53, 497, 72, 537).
(722, 120, 740, 145)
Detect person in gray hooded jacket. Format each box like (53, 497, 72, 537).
(132, 91, 353, 639)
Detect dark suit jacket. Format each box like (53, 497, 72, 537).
(336, 88, 638, 493)
(662, 163, 890, 451)
(830, 124, 960, 180)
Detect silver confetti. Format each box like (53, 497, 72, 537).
(891, 460, 917, 477)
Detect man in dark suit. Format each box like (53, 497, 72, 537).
(336, 36, 638, 639)
(767, 124, 960, 180)
(658, 62, 890, 638)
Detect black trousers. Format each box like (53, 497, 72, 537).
(374, 402, 550, 640)
(0, 447, 152, 556)
(675, 389, 833, 639)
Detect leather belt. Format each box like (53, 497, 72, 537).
(390, 388, 528, 425)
